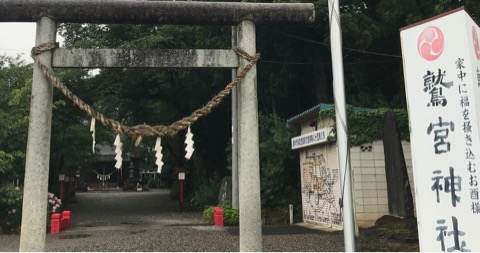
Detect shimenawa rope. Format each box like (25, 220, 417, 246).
(31, 42, 260, 139)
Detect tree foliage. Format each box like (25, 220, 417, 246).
(259, 114, 299, 207)
(319, 106, 409, 146)
(0, 56, 31, 186)
(0, 56, 30, 233)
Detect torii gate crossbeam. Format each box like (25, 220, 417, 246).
(0, 0, 314, 25)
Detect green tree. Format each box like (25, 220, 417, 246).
(0, 55, 31, 186)
(259, 114, 299, 207)
(0, 55, 31, 232)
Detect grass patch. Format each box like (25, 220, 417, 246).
(358, 215, 418, 252)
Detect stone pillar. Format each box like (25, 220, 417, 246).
(231, 25, 239, 210)
(19, 17, 56, 252)
(237, 20, 263, 252)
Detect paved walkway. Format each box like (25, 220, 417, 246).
(0, 189, 345, 251)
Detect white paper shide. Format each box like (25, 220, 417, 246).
(154, 137, 164, 173)
(113, 134, 123, 169)
(185, 126, 194, 160)
(90, 118, 96, 153)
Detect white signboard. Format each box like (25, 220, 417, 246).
(291, 128, 330, 150)
(300, 147, 342, 229)
(401, 7, 480, 251)
(178, 172, 185, 180)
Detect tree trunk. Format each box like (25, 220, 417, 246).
(312, 49, 331, 103)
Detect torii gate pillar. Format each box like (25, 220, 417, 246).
(237, 20, 263, 252)
(20, 16, 56, 252)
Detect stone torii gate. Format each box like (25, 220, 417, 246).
(0, 0, 314, 251)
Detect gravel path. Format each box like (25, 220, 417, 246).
(0, 190, 345, 251)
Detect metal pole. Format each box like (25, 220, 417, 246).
(19, 16, 56, 252)
(231, 25, 239, 210)
(237, 20, 263, 252)
(327, 0, 356, 251)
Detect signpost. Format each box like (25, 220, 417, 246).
(401, 7, 480, 251)
(178, 172, 185, 208)
(291, 128, 332, 150)
(59, 174, 65, 201)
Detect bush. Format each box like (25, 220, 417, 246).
(223, 207, 239, 225)
(202, 206, 214, 223)
(0, 185, 22, 233)
(202, 201, 239, 226)
(190, 178, 220, 209)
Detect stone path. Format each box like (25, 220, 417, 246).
(0, 189, 347, 251)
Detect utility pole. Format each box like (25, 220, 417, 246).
(327, 0, 356, 251)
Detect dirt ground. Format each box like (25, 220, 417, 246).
(0, 190, 418, 251)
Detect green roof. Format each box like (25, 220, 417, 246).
(286, 103, 373, 128)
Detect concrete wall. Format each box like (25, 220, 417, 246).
(350, 140, 414, 227)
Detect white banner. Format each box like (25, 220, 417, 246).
(401, 7, 480, 252)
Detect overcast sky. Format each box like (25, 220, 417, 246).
(0, 23, 37, 63)
(0, 23, 97, 76)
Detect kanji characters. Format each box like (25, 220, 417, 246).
(456, 58, 466, 81)
(435, 217, 469, 252)
(470, 175, 478, 187)
(471, 189, 479, 201)
(431, 167, 461, 207)
(423, 69, 454, 107)
(427, 117, 455, 154)
(472, 202, 480, 214)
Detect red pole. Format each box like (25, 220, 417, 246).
(59, 174, 65, 201)
(179, 179, 184, 208)
(60, 181, 64, 201)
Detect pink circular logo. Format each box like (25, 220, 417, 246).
(472, 27, 480, 60)
(417, 26, 444, 61)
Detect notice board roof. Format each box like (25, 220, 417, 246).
(286, 103, 372, 128)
